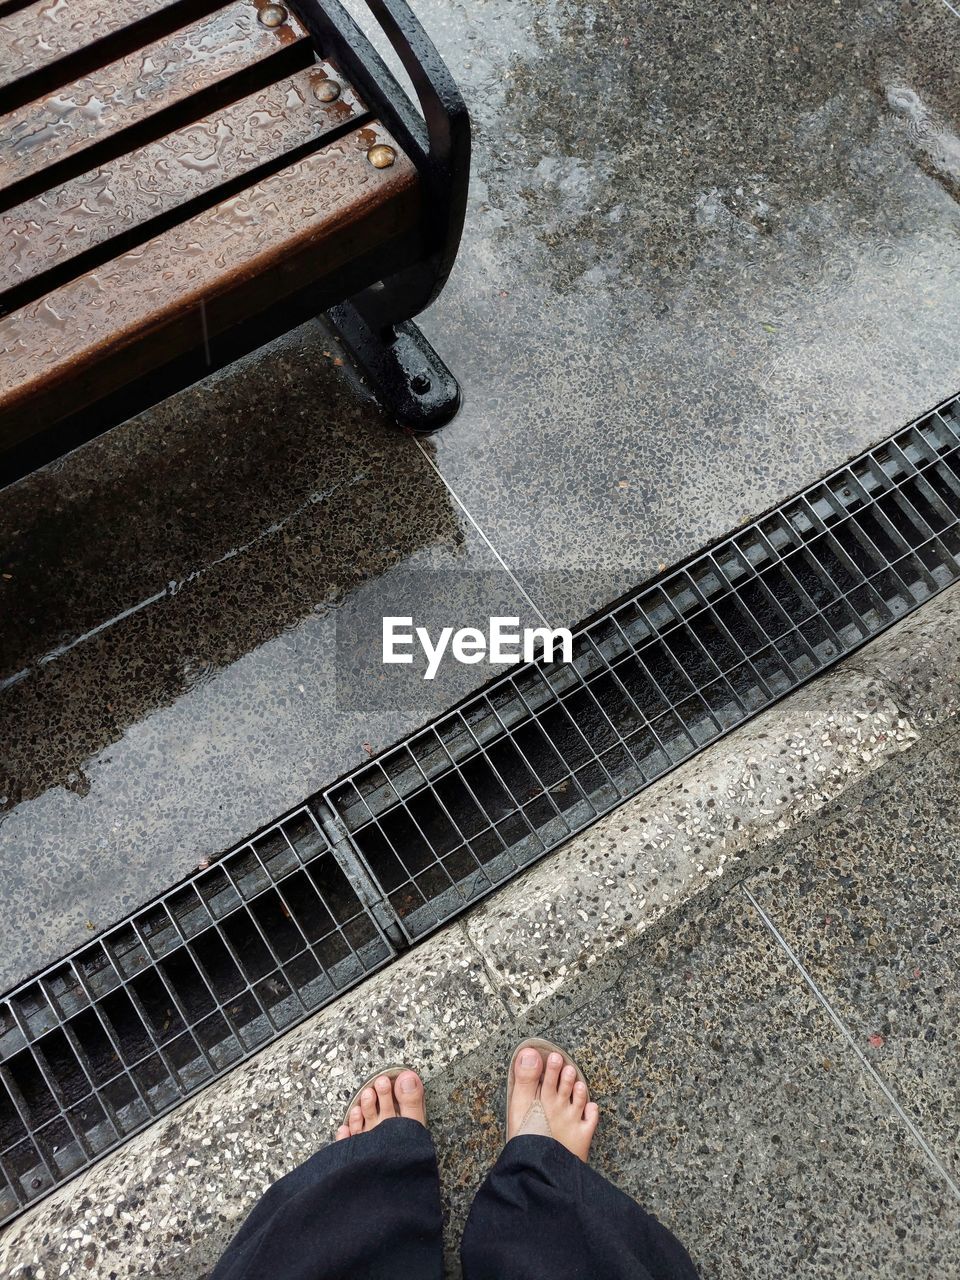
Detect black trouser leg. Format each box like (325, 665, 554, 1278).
(460, 1135, 701, 1280)
(210, 1118, 443, 1280)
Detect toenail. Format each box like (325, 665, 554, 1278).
(375, 1076, 390, 1089)
(549, 1053, 562, 1067)
(520, 1049, 539, 1067)
(397, 1074, 419, 1094)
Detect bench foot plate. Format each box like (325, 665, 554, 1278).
(328, 302, 461, 432)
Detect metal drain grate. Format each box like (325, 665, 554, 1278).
(327, 396, 960, 940)
(0, 809, 392, 1224)
(4, 394, 960, 1224)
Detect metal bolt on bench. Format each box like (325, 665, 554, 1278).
(0, 0, 471, 486)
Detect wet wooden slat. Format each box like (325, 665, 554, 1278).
(0, 0, 309, 205)
(0, 124, 419, 446)
(0, 63, 366, 300)
(0, 0, 200, 99)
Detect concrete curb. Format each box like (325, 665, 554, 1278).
(2, 584, 958, 1279)
(463, 669, 915, 1016)
(1, 929, 503, 1279)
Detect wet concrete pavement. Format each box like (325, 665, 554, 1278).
(0, 329, 534, 991)
(4, 0, 960, 991)
(418, 0, 960, 621)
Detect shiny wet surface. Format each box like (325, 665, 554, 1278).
(4, 0, 960, 990)
(0, 63, 365, 299)
(0, 0, 307, 204)
(416, 0, 960, 620)
(0, 326, 532, 990)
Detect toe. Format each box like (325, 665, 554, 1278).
(335, 1124, 350, 1141)
(360, 1086, 378, 1124)
(542, 1051, 563, 1099)
(395, 1070, 426, 1125)
(507, 1046, 543, 1139)
(513, 1047, 543, 1093)
(375, 1074, 396, 1119)
(348, 1104, 363, 1136)
(584, 1101, 600, 1136)
(511, 1048, 543, 1107)
(558, 1063, 576, 1102)
(573, 1080, 588, 1116)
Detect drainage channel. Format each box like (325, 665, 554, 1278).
(2, 394, 960, 1225)
(326, 394, 960, 939)
(0, 810, 394, 1226)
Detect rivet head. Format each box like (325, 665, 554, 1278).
(367, 143, 396, 169)
(314, 78, 341, 103)
(258, 4, 287, 27)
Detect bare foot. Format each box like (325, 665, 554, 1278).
(334, 1070, 426, 1140)
(508, 1046, 599, 1162)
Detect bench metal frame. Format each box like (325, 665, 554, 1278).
(293, 0, 470, 431)
(1, 0, 470, 488)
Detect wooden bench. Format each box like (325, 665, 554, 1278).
(0, 0, 470, 483)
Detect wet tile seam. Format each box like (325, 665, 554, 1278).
(454, 920, 518, 1025)
(413, 436, 554, 626)
(934, 0, 960, 22)
(742, 884, 960, 1202)
(0, 468, 370, 691)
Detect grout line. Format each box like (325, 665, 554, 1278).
(456, 921, 518, 1025)
(0, 469, 369, 689)
(412, 437, 555, 627)
(743, 884, 960, 1201)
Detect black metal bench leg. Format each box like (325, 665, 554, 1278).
(327, 300, 461, 432)
(293, 0, 470, 431)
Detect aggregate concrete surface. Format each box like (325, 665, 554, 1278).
(2, 585, 957, 1278)
(4, 0, 960, 987)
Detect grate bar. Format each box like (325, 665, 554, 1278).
(326, 394, 960, 942)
